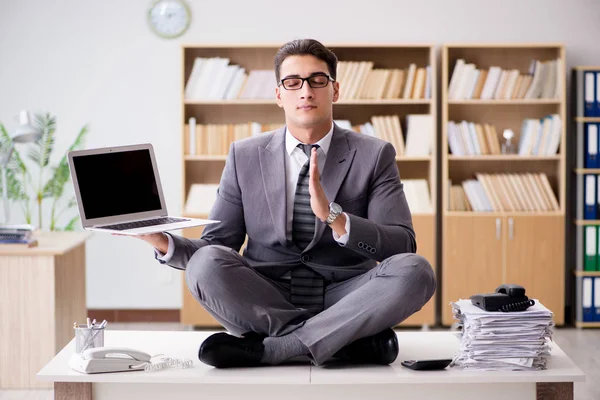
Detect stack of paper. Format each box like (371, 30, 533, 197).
(451, 299, 554, 371)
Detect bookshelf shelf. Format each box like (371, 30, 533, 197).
(181, 43, 438, 328)
(574, 271, 600, 277)
(446, 211, 564, 217)
(575, 322, 600, 328)
(441, 44, 566, 327)
(448, 99, 561, 105)
(575, 117, 600, 123)
(575, 220, 600, 226)
(448, 155, 560, 161)
(574, 168, 600, 174)
(185, 99, 432, 106)
(185, 155, 227, 161)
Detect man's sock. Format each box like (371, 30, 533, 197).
(260, 333, 309, 365)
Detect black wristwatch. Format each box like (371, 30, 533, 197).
(325, 202, 343, 225)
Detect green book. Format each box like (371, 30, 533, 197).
(585, 226, 596, 271)
(597, 226, 600, 271)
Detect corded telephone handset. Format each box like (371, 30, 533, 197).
(470, 284, 535, 312)
(69, 347, 151, 374)
(68, 346, 193, 374)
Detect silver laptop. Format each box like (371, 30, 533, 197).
(68, 143, 219, 235)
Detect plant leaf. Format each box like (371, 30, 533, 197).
(0, 123, 27, 174)
(42, 124, 89, 199)
(28, 113, 56, 168)
(63, 215, 79, 231)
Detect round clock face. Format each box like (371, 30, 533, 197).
(148, 0, 191, 39)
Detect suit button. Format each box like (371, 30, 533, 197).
(358, 242, 364, 248)
(370, 248, 376, 254)
(301, 255, 310, 262)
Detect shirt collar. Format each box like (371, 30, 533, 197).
(285, 123, 334, 156)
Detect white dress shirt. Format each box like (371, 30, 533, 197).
(157, 124, 350, 261)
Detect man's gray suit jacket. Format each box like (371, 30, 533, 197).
(161, 124, 416, 282)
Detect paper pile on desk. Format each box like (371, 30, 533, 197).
(451, 299, 554, 371)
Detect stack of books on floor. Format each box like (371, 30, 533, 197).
(0, 225, 37, 248)
(450, 299, 554, 371)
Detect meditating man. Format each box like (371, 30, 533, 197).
(137, 38, 435, 368)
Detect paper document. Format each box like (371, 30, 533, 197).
(450, 299, 554, 371)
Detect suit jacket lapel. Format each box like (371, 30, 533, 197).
(259, 127, 288, 248)
(306, 125, 356, 251)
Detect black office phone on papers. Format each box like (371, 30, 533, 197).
(470, 284, 535, 312)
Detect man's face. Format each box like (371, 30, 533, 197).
(275, 55, 340, 130)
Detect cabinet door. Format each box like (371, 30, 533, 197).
(399, 214, 435, 326)
(504, 215, 564, 325)
(442, 215, 505, 325)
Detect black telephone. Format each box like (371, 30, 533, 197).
(470, 284, 535, 312)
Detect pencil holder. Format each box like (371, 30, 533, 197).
(74, 324, 105, 353)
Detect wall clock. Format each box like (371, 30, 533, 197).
(148, 0, 191, 39)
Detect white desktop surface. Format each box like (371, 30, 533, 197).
(37, 330, 585, 400)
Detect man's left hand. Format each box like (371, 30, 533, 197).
(308, 147, 329, 221)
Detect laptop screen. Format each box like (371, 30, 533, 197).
(72, 149, 162, 220)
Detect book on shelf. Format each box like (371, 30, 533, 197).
(448, 58, 562, 100)
(184, 120, 284, 156)
(447, 115, 561, 156)
(583, 225, 600, 271)
(402, 179, 433, 213)
(184, 57, 432, 101)
(186, 115, 433, 158)
(185, 57, 274, 101)
(184, 184, 219, 216)
(448, 173, 559, 212)
(346, 114, 433, 157)
(581, 276, 600, 322)
(577, 69, 600, 117)
(582, 174, 600, 220)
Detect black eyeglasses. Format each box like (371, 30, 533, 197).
(278, 74, 335, 90)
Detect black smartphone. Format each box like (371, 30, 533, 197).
(401, 359, 452, 371)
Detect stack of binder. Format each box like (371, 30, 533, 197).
(451, 299, 554, 371)
(583, 70, 600, 117)
(581, 277, 600, 322)
(0, 225, 37, 248)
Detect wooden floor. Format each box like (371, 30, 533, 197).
(1, 323, 597, 400)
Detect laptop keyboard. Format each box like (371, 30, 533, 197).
(98, 217, 190, 231)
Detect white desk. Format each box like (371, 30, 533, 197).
(37, 330, 584, 400)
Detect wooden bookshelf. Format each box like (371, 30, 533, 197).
(180, 43, 438, 328)
(441, 44, 566, 326)
(572, 66, 600, 328)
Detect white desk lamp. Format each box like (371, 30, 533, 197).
(0, 111, 42, 225)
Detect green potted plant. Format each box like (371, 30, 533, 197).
(0, 112, 88, 230)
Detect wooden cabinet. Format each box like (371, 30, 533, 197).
(442, 215, 504, 325)
(442, 214, 564, 325)
(0, 232, 89, 389)
(400, 214, 436, 326)
(504, 215, 564, 325)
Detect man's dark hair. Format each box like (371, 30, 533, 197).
(274, 39, 338, 83)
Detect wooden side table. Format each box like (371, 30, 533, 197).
(0, 231, 91, 389)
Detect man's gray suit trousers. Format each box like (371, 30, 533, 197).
(185, 245, 436, 365)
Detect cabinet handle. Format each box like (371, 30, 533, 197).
(508, 217, 514, 240)
(496, 218, 501, 240)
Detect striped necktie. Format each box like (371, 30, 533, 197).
(291, 143, 324, 313)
